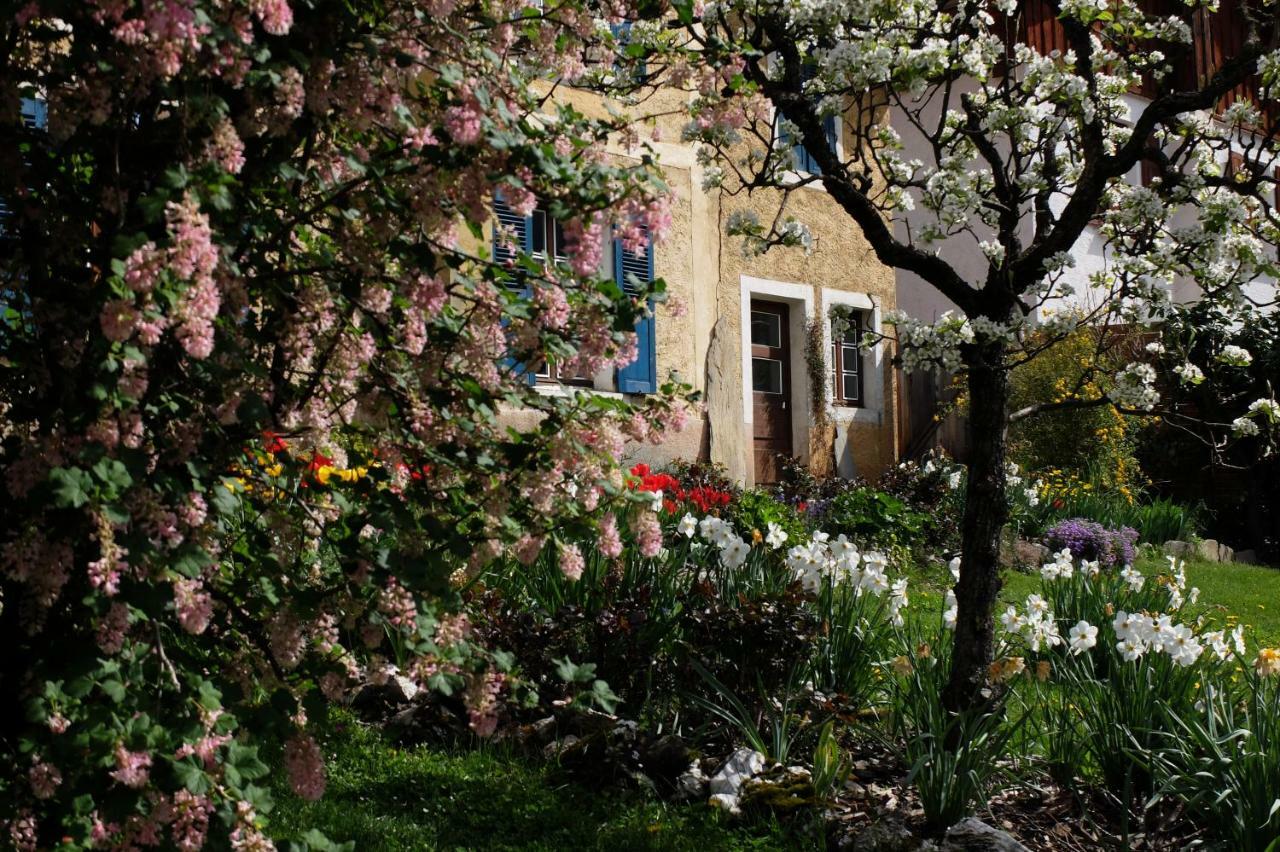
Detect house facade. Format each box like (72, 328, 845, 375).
(494, 84, 902, 486)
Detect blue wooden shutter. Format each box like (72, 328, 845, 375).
(613, 230, 656, 394)
(2, 98, 46, 240)
(778, 65, 836, 174)
(493, 194, 537, 384)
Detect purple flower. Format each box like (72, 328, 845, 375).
(1044, 518, 1138, 568)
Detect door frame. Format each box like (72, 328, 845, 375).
(739, 276, 814, 484)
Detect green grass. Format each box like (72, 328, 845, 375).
(271, 712, 812, 851)
(1000, 554, 1280, 647)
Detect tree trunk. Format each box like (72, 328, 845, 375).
(943, 341, 1010, 715)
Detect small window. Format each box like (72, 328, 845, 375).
(750, 311, 782, 347)
(752, 357, 784, 394)
(832, 311, 864, 407)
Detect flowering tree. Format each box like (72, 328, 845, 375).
(666, 0, 1280, 711)
(0, 0, 685, 846)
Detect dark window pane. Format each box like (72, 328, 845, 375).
(751, 311, 782, 347)
(530, 209, 547, 258)
(842, 373, 860, 402)
(752, 357, 784, 394)
(841, 345, 860, 374)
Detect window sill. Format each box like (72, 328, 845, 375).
(829, 404, 881, 425)
(532, 384, 624, 401)
(779, 171, 829, 192)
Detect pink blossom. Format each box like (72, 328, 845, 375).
(283, 734, 326, 801)
(173, 577, 213, 634)
(204, 117, 246, 173)
(444, 98, 483, 145)
(514, 533, 545, 566)
(599, 512, 623, 559)
(250, 0, 293, 35)
(97, 602, 130, 654)
(535, 283, 571, 330)
(8, 811, 37, 852)
(100, 299, 140, 342)
(561, 213, 606, 277)
(47, 713, 69, 734)
(631, 511, 663, 558)
(268, 610, 306, 670)
(28, 756, 61, 799)
(403, 126, 438, 149)
(110, 744, 152, 788)
(171, 790, 213, 852)
(434, 612, 471, 648)
(463, 671, 504, 737)
(378, 577, 417, 631)
(559, 542, 584, 581)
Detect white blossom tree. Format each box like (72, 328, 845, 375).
(666, 0, 1280, 711)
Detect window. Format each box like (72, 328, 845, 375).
(1, 97, 47, 241)
(491, 195, 656, 392)
(831, 310, 864, 407)
(775, 63, 840, 175)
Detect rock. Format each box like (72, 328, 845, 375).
(543, 734, 580, 761)
(1013, 539, 1050, 569)
(739, 765, 815, 814)
(709, 747, 767, 797)
(709, 792, 740, 814)
(1163, 540, 1196, 561)
(839, 819, 917, 852)
(941, 817, 1031, 852)
(705, 316, 747, 484)
(1235, 549, 1258, 565)
(1196, 538, 1229, 562)
(705, 747, 767, 815)
(637, 734, 692, 789)
(672, 762, 708, 803)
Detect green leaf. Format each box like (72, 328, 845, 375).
(172, 759, 211, 795)
(49, 467, 93, 508)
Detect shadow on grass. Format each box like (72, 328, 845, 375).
(271, 715, 805, 851)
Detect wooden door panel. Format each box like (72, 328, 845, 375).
(749, 300, 793, 484)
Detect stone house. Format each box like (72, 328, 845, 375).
(494, 84, 902, 486)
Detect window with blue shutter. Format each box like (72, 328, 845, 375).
(613, 229, 656, 394)
(493, 194, 537, 384)
(775, 64, 839, 175)
(1, 97, 47, 240)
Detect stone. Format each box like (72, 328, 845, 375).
(705, 316, 747, 484)
(1163, 540, 1196, 561)
(705, 747, 767, 815)
(709, 747, 767, 796)
(672, 762, 708, 802)
(839, 819, 917, 852)
(1235, 549, 1258, 565)
(739, 765, 815, 814)
(1196, 538, 1223, 562)
(940, 817, 1031, 852)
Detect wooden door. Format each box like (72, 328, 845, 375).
(750, 300, 793, 484)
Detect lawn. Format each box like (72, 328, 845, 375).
(1001, 552, 1280, 646)
(271, 713, 811, 851)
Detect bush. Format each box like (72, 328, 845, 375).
(728, 489, 810, 547)
(1043, 517, 1138, 568)
(818, 487, 928, 553)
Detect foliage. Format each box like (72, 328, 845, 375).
(1150, 671, 1280, 851)
(1033, 487, 1200, 546)
(1007, 324, 1144, 495)
(0, 2, 689, 846)
(884, 632, 1022, 832)
(728, 489, 810, 549)
(817, 487, 928, 554)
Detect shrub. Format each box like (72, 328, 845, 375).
(1043, 517, 1138, 568)
(728, 489, 810, 547)
(818, 487, 928, 553)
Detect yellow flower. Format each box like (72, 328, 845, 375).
(314, 465, 334, 485)
(891, 655, 913, 676)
